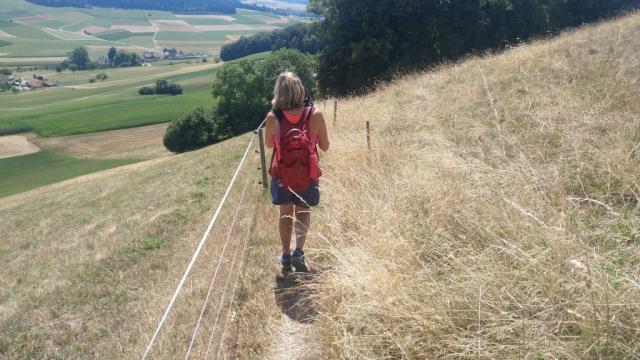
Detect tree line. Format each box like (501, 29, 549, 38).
(308, 0, 640, 95)
(25, 0, 263, 14)
(220, 22, 322, 61)
(55, 47, 141, 73)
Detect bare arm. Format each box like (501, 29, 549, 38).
(310, 109, 330, 152)
(264, 112, 279, 149)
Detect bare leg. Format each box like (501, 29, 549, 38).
(294, 206, 311, 251)
(279, 205, 294, 254)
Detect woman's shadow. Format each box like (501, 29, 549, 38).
(274, 270, 318, 323)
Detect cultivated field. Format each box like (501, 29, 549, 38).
(0, 150, 138, 197)
(0, 133, 39, 158)
(0, 122, 169, 195)
(31, 123, 170, 160)
(0, 52, 270, 137)
(1, 62, 218, 136)
(0, 0, 305, 62)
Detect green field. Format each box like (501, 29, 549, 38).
(0, 52, 270, 137)
(181, 18, 232, 26)
(95, 30, 154, 42)
(0, 0, 306, 61)
(0, 65, 218, 136)
(0, 151, 138, 197)
(155, 30, 260, 41)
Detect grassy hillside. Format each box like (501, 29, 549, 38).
(0, 134, 261, 358)
(235, 12, 640, 359)
(1, 11, 639, 360)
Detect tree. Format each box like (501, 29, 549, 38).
(163, 107, 218, 153)
(114, 51, 141, 67)
(96, 72, 108, 82)
(212, 49, 316, 139)
(220, 23, 323, 61)
(309, 0, 640, 96)
(162, 49, 317, 152)
(108, 47, 117, 66)
(68, 47, 90, 70)
(139, 80, 183, 95)
(138, 86, 155, 95)
(55, 65, 63, 74)
(260, 48, 317, 98)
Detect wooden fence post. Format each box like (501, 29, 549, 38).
(366, 121, 371, 149)
(333, 100, 338, 126)
(257, 128, 268, 189)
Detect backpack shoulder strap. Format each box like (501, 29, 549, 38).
(271, 108, 285, 123)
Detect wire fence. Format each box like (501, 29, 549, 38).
(140, 102, 346, 358)
(142, 120, 267, 360)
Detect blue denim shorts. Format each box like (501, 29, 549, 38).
(271, 178, 320, 208)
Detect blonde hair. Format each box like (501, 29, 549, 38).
(271, 71, 305, 110)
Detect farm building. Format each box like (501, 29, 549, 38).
(26, 76, 48, 88)
(96, 56, 108, 66)
(143, 52, 157, 61)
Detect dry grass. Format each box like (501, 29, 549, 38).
(236, 12, 640, 359)
(2, 11, 640, 360)
(0, 134, 266, 358)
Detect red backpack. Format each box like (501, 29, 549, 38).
(269, 102, 321, 191)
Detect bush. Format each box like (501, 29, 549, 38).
(163, 107, 218, 153)
(89, 78, 96, 83)
(153, 80, 183, 95)
(166, 83, 183, 95)
(138, 86, 155, 95)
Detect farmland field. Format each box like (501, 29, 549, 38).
(0, 52, 270, 137)
(0, 0, 308, 61)
(0, 63, 217, 136)
(0, 0, 305, 200)
(0, 150, 138, 197)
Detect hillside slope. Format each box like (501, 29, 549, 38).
(236, 12, 640, 359)
(1, 11, 639, 360)
(0, 134, 264, 358)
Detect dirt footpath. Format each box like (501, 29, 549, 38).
(0, 134, 41, 159)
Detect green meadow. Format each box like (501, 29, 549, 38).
(0, 64, 218, 136)
(0, 151, 138, 198)
(0, 52, 270, 137)
(155, 31, 260, 41)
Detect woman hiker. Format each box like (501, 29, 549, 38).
(265, 72, 330, 272)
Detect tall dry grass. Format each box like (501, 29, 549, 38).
(280, 13, 640, 359)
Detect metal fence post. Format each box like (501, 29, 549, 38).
(333, 100, 338, 126)
(257, 128, 268, 189)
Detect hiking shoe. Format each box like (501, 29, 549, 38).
(281, 253, 292, 272)
(291, 248, 309, 272)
